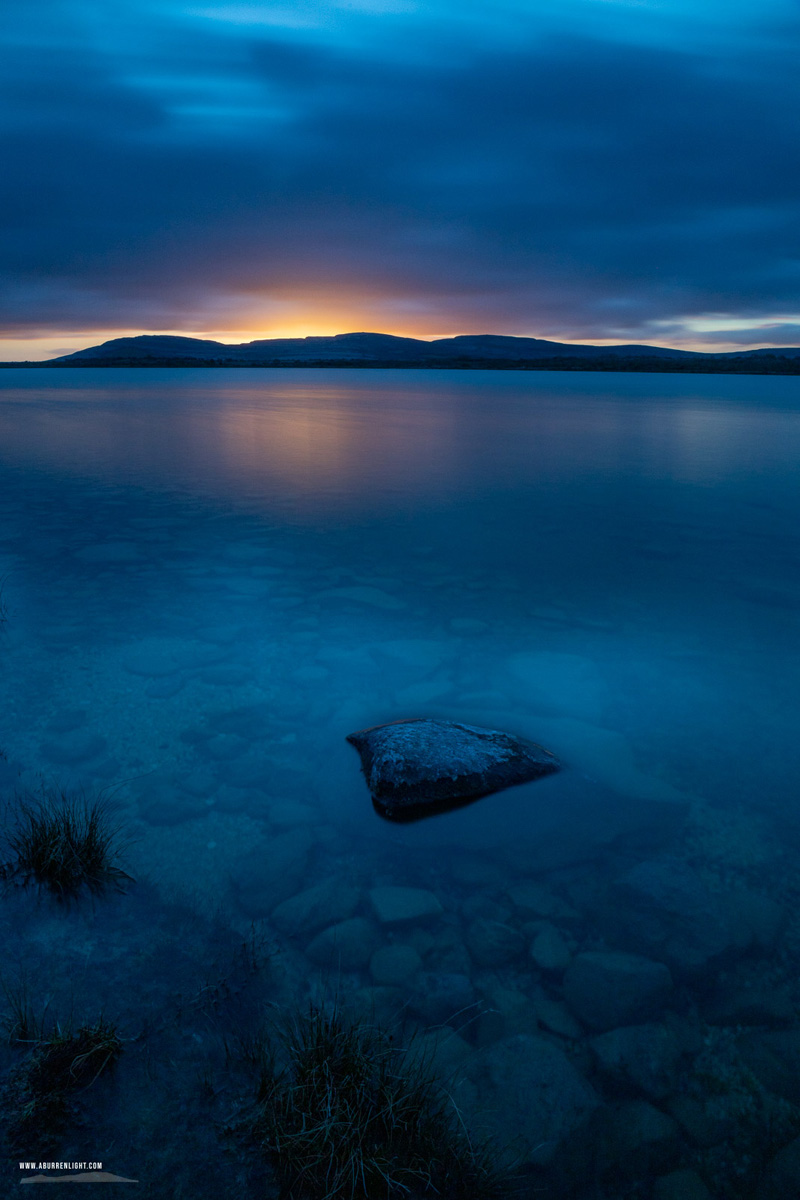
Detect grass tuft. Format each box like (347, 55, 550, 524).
(0, 789, 133, 901)
(0, 975, 49, 1044)
(248, 1003, 507, 1200)
(3, 1010, 122, 1142)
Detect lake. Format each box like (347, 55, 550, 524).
(1, 367, 799, 1195)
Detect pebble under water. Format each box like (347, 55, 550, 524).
(0, 367, 799, 1198)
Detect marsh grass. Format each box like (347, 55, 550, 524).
(2, 1005, 122, 1142)
(0, 975, 49, 1044)
(247, 1003, 507, 1200)
(0, 789, 133, 901)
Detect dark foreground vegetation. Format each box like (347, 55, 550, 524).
(2, 1001, 122, 1145)
(0, 790, 132, 901)
(243, 1003, 507, 1200)
(3, 353, 800, 374)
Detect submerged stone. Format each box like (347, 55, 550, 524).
(563, 951, 673, 1032)
(369, 944, 423, 986)
(457, 1034, 600, 1165)
(41, 730, 107, 766)
(137, 782, 198, 827)
(234, 829, 313, 916)
(346, 718, 560, 821)
(305, 917, 380, 970)
(594, 1100, 683, 1182)
(120, 636, 222, 678)
(407, 971, 477, 1026)
(532, 990, 584, 1040)
(589, 1023, 682, 1100)
(530, 922, 573, 973)
(737, 1030, 800, 1103)
(607, 856, 739, 976)
(371, 638, 453, 670)
(466, 918, 525, 967)
(368, 885, 443, 925)
(271, 880, 361, 938)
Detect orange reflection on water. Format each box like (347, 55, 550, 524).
(208, 385, 463, 505)
(0, 376, 466, 513)
(214, 400, 354, 490)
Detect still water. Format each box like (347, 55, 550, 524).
(0, 368, 799, 1195)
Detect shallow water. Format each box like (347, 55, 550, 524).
(1, 367, 800, 1194)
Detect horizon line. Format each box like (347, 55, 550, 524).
(6, 328, 800, 359)
(3, 326, 800, 365)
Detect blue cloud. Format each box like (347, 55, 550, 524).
(1, 0, 799, 343)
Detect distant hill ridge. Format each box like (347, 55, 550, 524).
(4, 331, 800, 372)
(53, 330, 800, 363)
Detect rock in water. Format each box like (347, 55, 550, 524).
(346, 718, 560, 821)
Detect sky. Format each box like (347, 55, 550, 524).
(2, 0, 800, 359)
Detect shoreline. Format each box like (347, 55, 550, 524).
(2, 355, 800, 375)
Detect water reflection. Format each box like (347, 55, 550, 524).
(1, 369, 798, 519)
(0, 367, 798, 824)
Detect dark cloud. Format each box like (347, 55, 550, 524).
(1, 1, 799, 345)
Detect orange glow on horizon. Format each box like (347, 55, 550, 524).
(0, 322, 443, 362)
(0, 320, 794, 361)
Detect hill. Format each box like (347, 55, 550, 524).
(3, 332, 800, 373)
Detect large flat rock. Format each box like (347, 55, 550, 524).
(346, 718, 559, 820)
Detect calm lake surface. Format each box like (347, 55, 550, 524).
(1, 367, 799, 1195)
